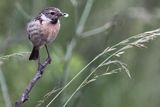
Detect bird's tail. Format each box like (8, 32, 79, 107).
(29, 47, 39, 60)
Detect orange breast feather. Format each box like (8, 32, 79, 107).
(41, 22, 60, 43)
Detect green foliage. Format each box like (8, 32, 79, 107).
(1, 0, 160, 107)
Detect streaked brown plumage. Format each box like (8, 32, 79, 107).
(27, 7, 68, 61)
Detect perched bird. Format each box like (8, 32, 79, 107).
(27, 7, 68, 62)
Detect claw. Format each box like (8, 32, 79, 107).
(47, 57, 52, 64)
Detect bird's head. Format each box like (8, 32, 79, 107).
(40, 7, 69, 24)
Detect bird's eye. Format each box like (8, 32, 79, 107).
(50, 12, 55, 15)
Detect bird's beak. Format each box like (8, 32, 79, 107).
(59, 12, 69, 18)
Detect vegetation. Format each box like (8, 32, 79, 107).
(1, 0, 160, 107)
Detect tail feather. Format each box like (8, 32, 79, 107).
(29, 47, 39, 60)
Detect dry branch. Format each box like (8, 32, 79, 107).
(15, 58, 51, 107)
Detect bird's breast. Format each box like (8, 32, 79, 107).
(41, 20, 60, 43)
(27, 20, 60, 47)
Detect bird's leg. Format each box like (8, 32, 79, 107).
(37, 54, 44, 72)
(45, 44, 52, 64)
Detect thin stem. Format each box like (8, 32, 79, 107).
(81, 22, 112, 38)
(0, 67, 12, 107)
(47, 27, 126, 106)
(15, 2, 31, 20)
(0, 52, 30, 60)
(61, 38, 77, 103)
(64, 38, 77, 62)
(46, 52, 102, 107)
(62, 28, 160, 106)
(76, 0, 94, 35)
(62, 66, 99, 107)
(59, 0, 95, 105)
(62, 45, 128, 106)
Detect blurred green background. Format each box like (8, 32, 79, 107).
(1, 0, 160, 107)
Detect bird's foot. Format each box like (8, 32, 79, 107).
(46, 57, 52, 64)
(38, 62, 45, 74)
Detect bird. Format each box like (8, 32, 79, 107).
(27, 7, 68, 63)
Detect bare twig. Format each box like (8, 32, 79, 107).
(15, 58, 51, 107)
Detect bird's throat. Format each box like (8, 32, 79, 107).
(51, 19, 58, 24)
